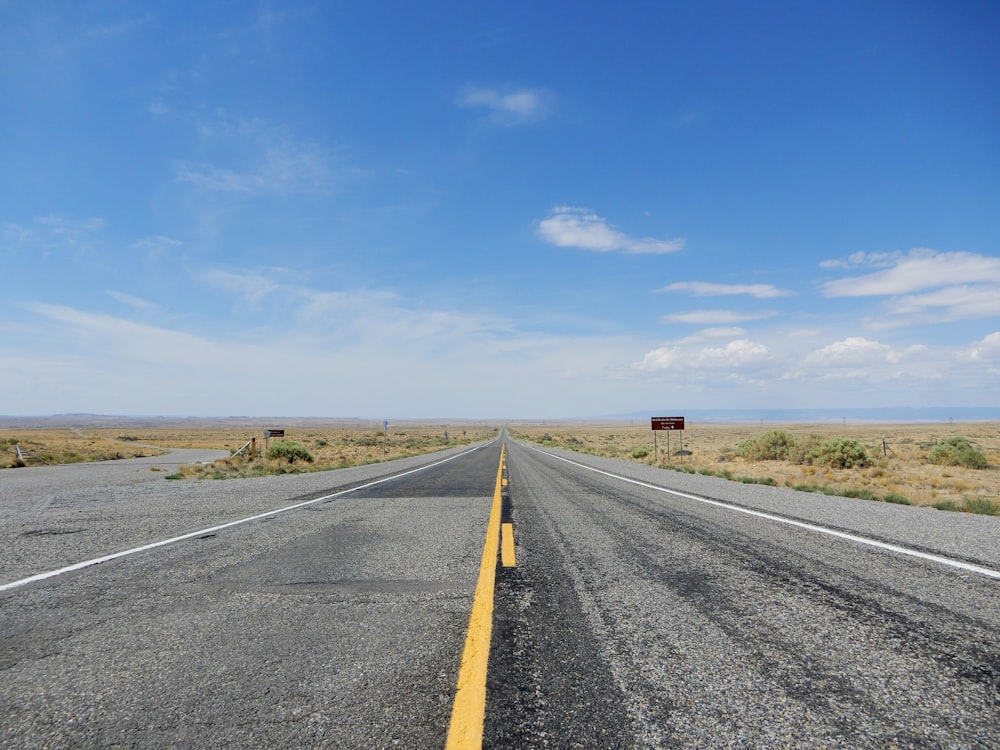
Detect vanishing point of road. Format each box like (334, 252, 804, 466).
(2, 434, 998, 748)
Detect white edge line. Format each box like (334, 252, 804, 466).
(527, 444, 1000, 581)
(1, 443, 491, 594)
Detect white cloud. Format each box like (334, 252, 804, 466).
(662, 309, 777, 324)
(457, 85, 551, 124)
(659, 281, 795, 298)
(966, 331, 1000, 362)
(804, 337, 889, 366)
(821, 249, 1000, 297)
(538, 206, 684, 254)
(638, 338, 770, 372)
(9, 288, 1000, 415)
(804, 336, 927, 367)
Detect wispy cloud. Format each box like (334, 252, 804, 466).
(168, 108, 338, 196)
(821, 248, 1000, 324)
(106, 291, 157, 310)
(538, 206, 684, 254)
(130, 235, 182, 261)
(457, 85, 552, 125)
(662, 309, 777, 324)
(819, 251, 903, 270)
(201, 269, 286, 303)
(679, 327, 748, 341)
(885, 285, 1000, 321)
(13, 295, 640, 416)
(821, 249, 1000, 296)
(659, 281, 795, 298)
(176, 144, 331, 195)
(1, 215, 107, 257)
(24, 303, 232, 370)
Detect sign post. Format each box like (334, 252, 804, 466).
(651, 417, 685, 463)
(263, 429, 285, 455)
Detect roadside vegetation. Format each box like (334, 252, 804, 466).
(927, 436, 988, 469)
(162, 425, 494, 479)
(2, 424, 496, 478)
(1, 433, 164, 467)
(512, 423, 999, 516)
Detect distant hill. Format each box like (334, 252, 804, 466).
(2, 408, 999, 429)
(609, 407, 1000, 423)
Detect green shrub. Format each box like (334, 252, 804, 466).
(631, 447, 650, 459)
(934, 497, 998, 515)
(882, 493, 911, 505)
(840, 488, 876, 500)
(928, 437, 987, 469)
(733, 475, 774, 485)
(266, 440, 314, 464)
(807, 438, 870, 469)
(962, 497, 999, 515)
(736, 430, 798, 461)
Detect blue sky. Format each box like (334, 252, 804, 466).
(2, 1, 999, 418)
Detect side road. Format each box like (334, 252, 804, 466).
(0, 443, 489, 587)
(2, 447, 232, 492)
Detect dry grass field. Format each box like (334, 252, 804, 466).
(0, 428, 167, 465)
(3, 419, 998, 515)
(0, 421, 497, 478)
(510, 421, 1000, 515)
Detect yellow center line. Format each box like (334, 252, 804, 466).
(500, 523, 516, 568)
(445, 444, 505, 750)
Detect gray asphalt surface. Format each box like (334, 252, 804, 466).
(4, 437, 999, 748)
(1, 442, 501, 749)
(487, 441, 1000, 748)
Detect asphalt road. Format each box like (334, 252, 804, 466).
(488, 440, 1000, 748)
(1, 442, 501, 749)
(2, 437, 998, 748)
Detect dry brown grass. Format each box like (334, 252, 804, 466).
(1, 422, 497, 477)
(5, 420, 998, 514)
(510, 421, 1000, 514)
(0, 429, 166, 465)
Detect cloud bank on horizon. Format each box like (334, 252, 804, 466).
(1, 2, 998, 418)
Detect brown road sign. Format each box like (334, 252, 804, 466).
(651, 417, 685, 430)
